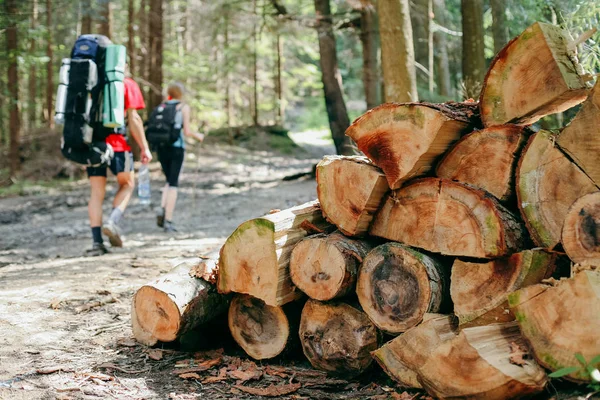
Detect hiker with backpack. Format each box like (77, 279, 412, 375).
(146, 82, 204, 232)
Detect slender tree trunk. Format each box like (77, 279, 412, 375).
(7, 0, 21, 175)
(377, 0, 418, 102)
(148, 0, 164, 109)
(99, 0, 113, 39)
(81, 0, 92, 34)
(433, 0, 451, 97)
(28, 0, 39, 131)
(314, 0, 353, 155)
(360, 4, 381, 109)
(127, 0, 136, 76)
(224, 6, 233, 129)
(411, 0, 428, 88)
(490, 0, 510, 53)
(252, 0, 259, 126)
(275, 29, 284, 123)
(461, 0, 485, 99)
(138, 0, 148, 102)
(46, 0, 54, 129)
(427, 0, 434, 93)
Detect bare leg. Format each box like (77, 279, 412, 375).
(113, 171, 135, 212)
(164, 187, 178, 221)
(161, 183, 169, 209)
(88, 176, 107, 227)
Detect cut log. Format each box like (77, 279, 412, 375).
(436, 125, 526, 201)
(372, 314, 457, 389)
(290, 231, 372, 301)
(517, 130, 598, 249)
(558, 80, 600, 185)
(316, 156, 389, 236)
(356, 243, 448, 334)
(133, 261, 230, 343)
(508, 270, 600, 382)
(451, 249, 556, 327)
(217, 200, 331, 306)
(370, 178, 526, 258)
(480, 22, 588, 127)
(345, 102, 477, 189)
(131, 299, 158, 347)
(228, 294, 300, 360)
(418, 322, 548, 399)
(562, 192, 600, 265)
(299, 299, 379, 377)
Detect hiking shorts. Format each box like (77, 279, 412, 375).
(87, 151, 134, 178)
(157, 147, 185, 187)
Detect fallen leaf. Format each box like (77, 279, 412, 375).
(36, 366, 73, 374)
(202, 367, 228, 384)
(509, 342, 527, 366)
(117, 338, 137, 347)
(79, 372, 113, 381)
(265, 365, 288, 379)
(98, 363, 149, 374)
(173, 358, 222, 375)
(228, 364, 263, 382)
(235, 382, 302, 397)
(179, 372, 201, 380)
(148, 349, 163, 361)
(391, 391, 415, 400)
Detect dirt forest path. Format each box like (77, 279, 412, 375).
(0, 142, 399, 399)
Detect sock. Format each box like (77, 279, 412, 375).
(91, 226, 103, 244)
(109, 208, 123, 225)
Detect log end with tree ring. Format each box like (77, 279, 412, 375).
(562, 192, 600, 265)
(133, 286, 181, 343)
(435, 125, 526, 201)
(357, 243, 447, 334)
(516, 131, 598, 249)
(451, 249, 556, 327)
(299, 299, 379, 377)
(228, 294, 289, 360)
(508, 270, 600, 382)
(480, 22, 588, 127)
(131, 298, 158, 347)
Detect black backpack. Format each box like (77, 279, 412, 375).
(145, 102, 182, 148)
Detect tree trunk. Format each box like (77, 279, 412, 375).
(46, 0, 54, 129)
(218, 200, 332, 306)
(131, 299, 158, 347)
(509, 270, 600, 383)
(427, 0, 434, 93)
(28, 0, 39, 132)
(372, 314, 457, 388)
(516, 130, 598, 249)
(228, 294, 301, 360)
(81, 0, 92, 34)
(433, 0, 451, 97)
(127, 0, 136, 76)
(371, 178, 527, 258)
(377, 0, 417, 102)
(460, 0, 485, 99)
(99, 0, 113, 39)
(316, 155, 389, 237)
(345, 102, 476, 189)
(480, 22, 588, 127)
(451, 249, 556, 327)
(138, 0, 148, 102)
(490, 0, 510, 54)
(252, 0, 259, 126)
(411, 0, 428, 89)
(419, 322, 547, 399)
(436, 125, 526, 201)
(224, 6, 233, 129)
(562, 192, 600, 265)
(6, 0, 21, 176)
(290, 231, 372, 301)
(275, 28, 283, 123)
(313, 0, 353, 155)
(360, 4, 380, 109)
(299, 299, 380, 377)
(357, 243, 448, 334)
(132, 261, 230, 343)
(148, 0, 164, 109)
(557, 80, 600, 186)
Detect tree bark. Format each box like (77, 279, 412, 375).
(223, 6, 233, 129)
(127, 0, 136, 77)
(345, 102, 476, 189)
(451, 250, 556, 327)
(299, 300, 380, 377)
(252, 0, 259, 126)
(313, 0, 353, 155)
(81, 0, 92, 34)
(433, 0, 451, 97)
(509, 270, 600, 383)
(377, 0, 417, 102)
(490, 0, 510, 54)
(28, 0, 39, 131)
(460, 0, 486, 99)
(274, 28, 284, 123)
(562, 192, 600, 265)
(46, 0, 54, 129)
(148, 0, 164, 109)
(99, 0, 113, 39)
(516, 130, 598, 249)
(411, 0, 428, 89)
(356, 243, 448, 334)
(6, 0, 21, 175)
(436, 125, 526, 201)
(371, 178, 527, 258)
(427, 0, 434, 93)
(316, 156, 389, 237)
(359, 3, 380, 109)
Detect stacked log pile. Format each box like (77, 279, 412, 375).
(132, 22, 600, 398)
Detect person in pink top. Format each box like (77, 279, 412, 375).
(86, 70, 152, 256)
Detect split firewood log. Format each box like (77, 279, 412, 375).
(480, 22, 588, 127)
(516, 130, 598, 249)
(228, 294, 302, 360)
(370, 178, 526, 258)
(371, 314, 457, 389)
(558, 80, 600, 185)
(345, 102, 477, 189)
(217, 200, 332, 306)
(316, 156, 389, 236)
(290, 231, 372, 301)
(509, 270, 600, 382)
(562, 192, 600, 265)
(417, 322, 548, 399)
(436, 125, 526, 201)
(451, 249, 556, 327)
(356, 243, 448, 334)
(132, 261, 230, 343)
(299, 299, 380, 377)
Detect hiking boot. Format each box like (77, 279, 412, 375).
(164, 221, 178, 233)
(102, 220, 123, 248)
(156, 213, 165, 228)
(85, 242, 109, 257)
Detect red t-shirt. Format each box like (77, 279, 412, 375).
(106, 77, 146, 152)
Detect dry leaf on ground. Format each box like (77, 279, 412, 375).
(234, 382, 302, 397)
(391, 391, 416, 400)
(117, 338, 137, 347)
(509, 342, 527, 366)
(173, 358, 222, 375)
(228, 362, 263, 382)
(202, 367, 228, 384)
(148, 349, 163, 361)
(265, 365, 288, 378)
(178, 372, 201, 380)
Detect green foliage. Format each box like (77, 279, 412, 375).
(547, 353, 600, 391)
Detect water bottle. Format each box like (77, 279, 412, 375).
(54, 58, 71, 125)
(138, 165, 151, 205)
